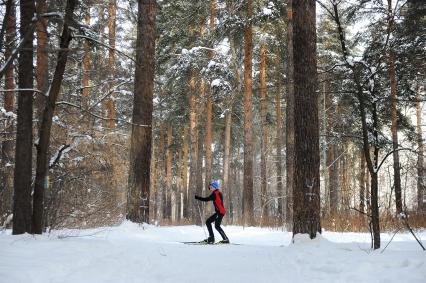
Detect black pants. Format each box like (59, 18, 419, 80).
(206, 213, 228, 240)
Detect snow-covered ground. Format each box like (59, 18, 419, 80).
(1, 222, 425, 283)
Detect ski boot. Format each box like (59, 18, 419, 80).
(200, 236, 215, 244)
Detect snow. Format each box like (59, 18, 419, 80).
(0, 222, 425, 283)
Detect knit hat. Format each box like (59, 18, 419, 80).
(209, 181, 219, 189)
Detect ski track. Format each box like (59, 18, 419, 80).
(0, 222, 425, 283)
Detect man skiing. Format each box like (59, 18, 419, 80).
(195, 181, 230, 244)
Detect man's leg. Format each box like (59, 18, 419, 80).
(205, 213, 217, 242)
(214, 214, 229, 241)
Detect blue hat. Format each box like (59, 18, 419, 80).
(209, 181, 219, 189)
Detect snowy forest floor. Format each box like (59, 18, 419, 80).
(1, 222, 425, 283)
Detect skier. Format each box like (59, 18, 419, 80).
(195, 181, 230, 244)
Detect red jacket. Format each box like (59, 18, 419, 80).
(195, 189, 226, 215)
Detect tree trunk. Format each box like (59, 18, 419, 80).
(13, 0, 36, 235)
(243, 0, 254, 226)
(389, 55, 402, 215)
(35, 0, 48, 121)
(1, 0, 16, 225)
(275, 50, 284, 221)
(286, 0, 295, 228)
(82, 8, 91, 111)
(292, 0, 321, 238)
(127, 0, 156, 224)
(205, 0, 216, 188)
(106, 0, 116, 129)
(356, 65, 380, 249)
(183, 126, 189, 218)
(33, 0, 77, 234)
(189, 76, 198, 222)
(177, 144, 182, 221)
(360, 152, 366, 214)
(259, 44, 268, 221)
(167, 122, 174, 221)
(196, 79, 205, 222)
(416, 85, 426, 212)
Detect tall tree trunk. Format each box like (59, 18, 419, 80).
(360, 152, 366, 214)
(177, 144, 182, 220)
(33, 0, 77, 234)
(189, 76, 198, 222)
(1, 0, 16, 225)
(196, 79, 205, 221)
(167, 122, 175, 221)
(183, 126, 189, 218)
(127, 0, 156, 224)
(82, 7, 91, 111)
(356, 66, 380, 249)
(223, 0, 240, 221)
(292, 0, 321, 238)
(13, 0, 36, 235)
(327, 95, 338, 216)
(259, 44, 268, 221)
(243, 0, 254, 226)
(286, 0, 295, 228)
(416, 85, 426, 213)
(35, 0, 48, 121)
(388, 0, 402, 215)
(106, 0, 116, 129)
(157, 123, 165, 220)
(275, 50, 284, 221)
(205, 0, 216, 188)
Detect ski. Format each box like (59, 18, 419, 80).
(181, 241, 240, 245)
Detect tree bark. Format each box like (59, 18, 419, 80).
(416, 85, 426, 212)
(13, 0, 36, 235)
(189, 76, 198, 222)
(82, 8, 91, 111)
(327, 95, 338, 216)
(360, 152, 366, 214)
(292, 0, 321, 238)
(127, 0, 156, 224)
(33, 0, 77, 234)
(1, 0, 16, 225)
(243, 0, 254, 226)
(35, 0, 48, 121)
(286, 0, 295, 228)
(106, 0, 116, 129)
(167, 122, 176, 221)
(205, 0, 216, 188)
(275, 50, 284, 221)
(196, 79, 205, 221)
(183, 126, 189, 218)
(259, 44, 268, 221)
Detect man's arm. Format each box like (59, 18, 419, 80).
(195, 192, 215, 202)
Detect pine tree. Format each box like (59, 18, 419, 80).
(127, 0, 157, 224)
(292, 0, 321, 238)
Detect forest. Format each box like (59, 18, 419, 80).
(0, 1, 426, 280)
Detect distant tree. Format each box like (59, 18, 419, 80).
(127, 0, 157, 223)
